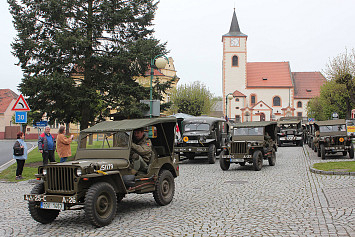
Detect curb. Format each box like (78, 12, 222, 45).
(0, 143, 38, 173)
(310, 167, 355, 176)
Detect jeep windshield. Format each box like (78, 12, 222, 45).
(319, 125, 346, 133)
(79, 131, 130, 150)
(184, 123, 209, 131)
(233, 127, 264, 136)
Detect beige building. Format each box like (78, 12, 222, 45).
(0, 89, 20, 139)
(222, 10, 326, 122)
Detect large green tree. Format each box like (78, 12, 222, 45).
(8, 0, 170, 130)
(323, 48, 355, 119)
(170, 81, 213, 116)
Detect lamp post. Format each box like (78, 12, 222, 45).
(150, 55, 169, 118)
(225, 93, 234, 121)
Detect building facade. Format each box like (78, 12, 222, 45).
(222, 10, 326, 122)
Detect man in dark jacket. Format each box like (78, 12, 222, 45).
(130, 127, 152, 173)
(38, 126, 56, 165)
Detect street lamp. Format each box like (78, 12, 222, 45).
(225, 93, 234, 121)
(150, 55, 169, 118)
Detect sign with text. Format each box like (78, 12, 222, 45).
(35, 121, 48, 127)
(15, 111, 27, 123)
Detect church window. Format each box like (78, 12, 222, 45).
(235, 98, 239, 102)
(250, 94, 256, 106)
(232, 56, 238, 67)
(297, 101, 302, 108)
(273, 96, 281, 106)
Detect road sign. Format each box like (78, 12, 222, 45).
(15, 111, 27, 123)
(308, 118, 315, 122)
(12, 94, 31, 111)
(35, 121, 48, 127)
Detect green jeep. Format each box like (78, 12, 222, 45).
(220, 121, 278, 171)
(277, 120, 304, 146)
(24, 118, 179, 227)
(314, 119, 354, 159)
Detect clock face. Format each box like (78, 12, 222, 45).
(230, 38, 240, 47)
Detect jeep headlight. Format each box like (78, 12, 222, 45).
(325, 137, 330, 143)
(247, 143, 251, 147)
(75, 168, 82, 176)
(42, 168, 47, 175)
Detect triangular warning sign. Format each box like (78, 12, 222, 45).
(11, 94, 31, 111)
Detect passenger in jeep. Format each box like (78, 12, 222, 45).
(130, 127, 152, 173)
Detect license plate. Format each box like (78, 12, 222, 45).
(40, 202, 64, 210)
(230, 158, 244, 162)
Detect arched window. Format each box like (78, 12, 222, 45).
(250, 94, 256, 107)
(273, 96, 281, 106)
(232, 56, 238, 66)
(297, 101, 302, 108)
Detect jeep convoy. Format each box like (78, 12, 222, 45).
(277, 120, 303, 146)
(220, 121, 278, 171)
(24, 118, 179, 227)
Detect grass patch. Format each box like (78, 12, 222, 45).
(313, 161, 355, 172)
(0, 142, 78, 182)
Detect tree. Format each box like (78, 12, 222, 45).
(323, 48, 355, 119)
(8, 0, 169, 130)
(170, 81, 213, 116)
(307, 80, 351, 120)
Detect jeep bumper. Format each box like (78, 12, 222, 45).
(174, 147, 209, 153)
(24, 194, 77, 204)
(221, 154, 252, 163)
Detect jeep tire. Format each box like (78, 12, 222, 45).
(208, 144, 216, 164)
(153, 170, 175, 206)
(317, 146, 321, 157)
(299, 140, 303, 146)
(252, 150, 263, 171)
(320, 144, 326, 160)
(85, 182, 117, 227)
(219, 150, 230, 171)
(28, 182, 60, 224)
(349, 144, 354, 159)
(268, 148, 276, 166)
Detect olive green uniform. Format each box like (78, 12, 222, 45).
(130, 135, 152, 173)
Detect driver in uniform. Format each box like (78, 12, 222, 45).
(130, 127, 152, 173)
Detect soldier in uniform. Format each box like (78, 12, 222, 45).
(130, 127, 152, 173)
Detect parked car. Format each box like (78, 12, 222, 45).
(174, 116, 229, 164)
(24, 117, 179, 227)
(313, 119, 354, 159)
(220, 121, 278, 171)
(277, 120, 303, 146)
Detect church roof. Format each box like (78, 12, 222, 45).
(223, 10, 247, 37)
(232, 90, 246, 97)
(293, 72, 326, 99)
(246, 62, 293, 88)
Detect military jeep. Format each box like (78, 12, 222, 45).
(174, 116, 228, 164)
(220, 121, 278, 171)
(277, 120, 303, 146)
(313, 119, 354, 159)
(24, 118, 179, 227)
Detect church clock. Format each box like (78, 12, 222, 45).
(230, 38, 240, 47)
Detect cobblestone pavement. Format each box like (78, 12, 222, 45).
(0, 145, 354, 236)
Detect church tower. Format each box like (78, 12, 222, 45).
(222, 9, 248, 119)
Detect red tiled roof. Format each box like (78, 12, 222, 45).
(0, 89, 18, 113)
(293, 72, 326, 99)
(145, 66, 165, 76)
(232, 90, 246, 97)
(247, 62, 293, 88)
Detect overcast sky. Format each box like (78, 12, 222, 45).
(1, 0, 355, 97)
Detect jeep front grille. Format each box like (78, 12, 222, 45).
(47, 167, 75, 193)
(231, 142, 247, 154)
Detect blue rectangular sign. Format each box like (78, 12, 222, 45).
(35, 121, 48, 127)
(15, 111, 27, 123)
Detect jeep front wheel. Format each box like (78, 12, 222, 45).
(208, 144, 216, 164)
(219, 150, 230, 171)
(349, 144, 354, 159)
(252, 150, 263, 171)
(268, 148, 276, 166)
(320, 144, 326, 160)
(85, 182, 117, 227)
(153, 170, 175, 206)
(28, 182, 60, 224)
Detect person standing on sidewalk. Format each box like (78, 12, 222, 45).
(38, 126, 56, 165)
(13, 132, 27, 180)
(56, 126, 74, 163)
